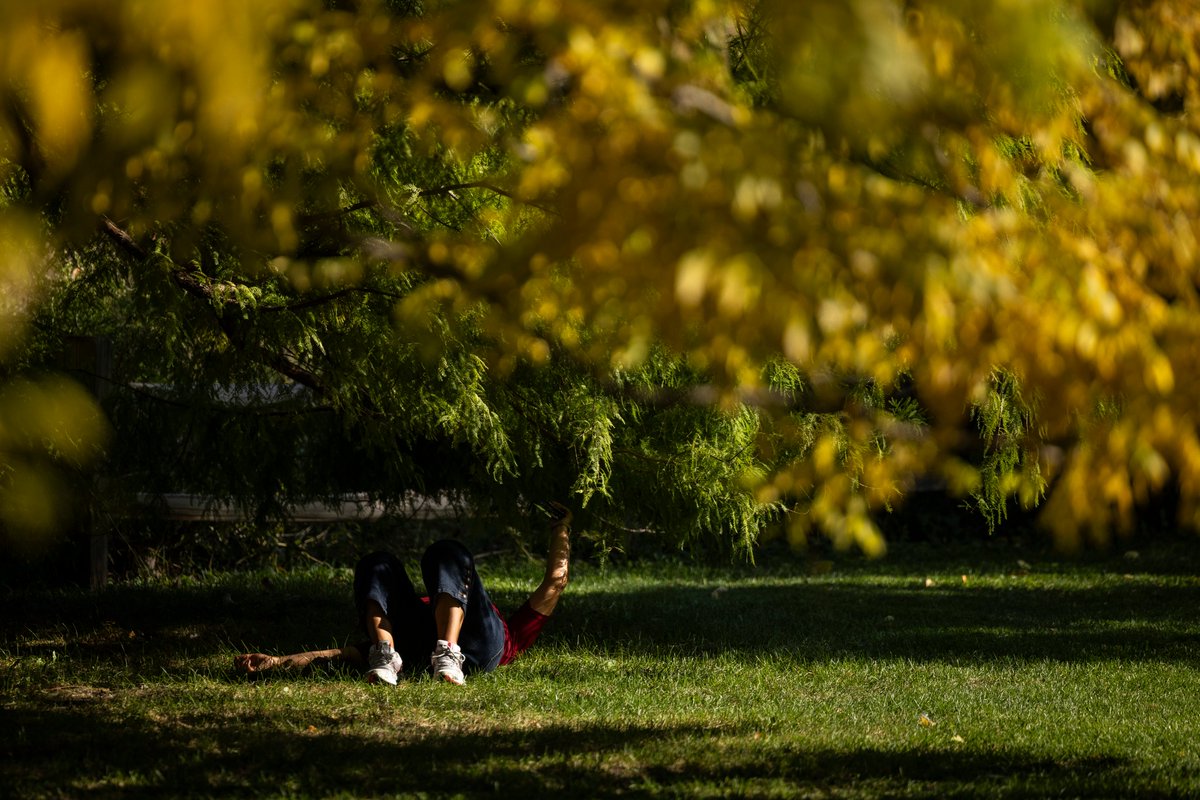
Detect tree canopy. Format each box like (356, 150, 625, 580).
(2, 0, 1199, 558)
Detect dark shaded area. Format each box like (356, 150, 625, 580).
(0, 570, 359, 677)
(2, 703, 1176, 799)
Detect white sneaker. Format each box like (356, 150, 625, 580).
(366, 642, 403, 685)
(431, 639, 465, 685)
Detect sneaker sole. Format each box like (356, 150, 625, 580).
(367, 669, 398, 686)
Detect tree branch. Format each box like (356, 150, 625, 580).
(98, 216, 330, 396)
(100, 216, 147, 260)
(849, 151, 987, 210)
(417, 181, 557, 215)
(295, 200, 378, 224)
(258, 285, 405, 313)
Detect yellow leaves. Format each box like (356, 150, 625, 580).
(674, 249, 712, 308)
(271, 204, 298, 256)
(1, 18, 93, 174)
(0, 376, 109, 554)
(784, 477, 887, 557)
(559, 23, 671, 126)
(516, 126, 570, 198)
(25, 30, 92, 172)
(716, 254, 762, 318)
(922, 273, 957, 348)
(1145, 352, 1176, 396)
(812, 436, 839, 477)
(1042, 397, 1195, 549)
(1078, 265, 1124, 329)
(1176, 132, 1200, 173)
(1114, 15, 1146, 58)
(769, 0, 927, 137)
(408, 99, 437, 131)
(442, 50, 476, 92)
(3, 0, 1200, 556)
(782, 318, 813, 365)
(127, 0, 282, 147)
(633, 47, 666, 81)
(567, 26, 598, 62)
(671, 249, 767, 320)
(731, 174, 782, 221)
(810, 485, 887, 557)
(0, 213, 42, 360)
(0, 463, 68, 556)
(494, 0, 563, 26)
(1114, 4, 1200, 110)
(0, 378, 109, 469)
(312, 259, 363, 288)
(1133, 441, 1170, 493)
(1122, 139, 1150, 177)
(816, 296, 867, 337)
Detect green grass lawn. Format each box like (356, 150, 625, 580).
(4, 536, 1200, 798)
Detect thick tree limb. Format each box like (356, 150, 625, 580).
(98, 216, 329, 395)
(419, 180, 558, 216)
(295, 200, 377, 224)
(100, 216, 147, 260)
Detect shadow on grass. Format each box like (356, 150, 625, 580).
(0, 575, 357, 675)
(2, 701, 1139, 799)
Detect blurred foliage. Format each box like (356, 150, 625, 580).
(2, 0, 1199, 560)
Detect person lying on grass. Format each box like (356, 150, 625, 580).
(234, 503, 572, 686)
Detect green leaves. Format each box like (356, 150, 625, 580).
(968, 369, 1046, 531)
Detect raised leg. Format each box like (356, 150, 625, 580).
(528, 515, 571, 616)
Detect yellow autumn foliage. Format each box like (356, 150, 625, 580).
(2, 0, 1199, 551)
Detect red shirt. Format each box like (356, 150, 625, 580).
(499, 600, 550, 665)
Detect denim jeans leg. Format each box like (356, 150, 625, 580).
(353, 551, 436, 672)
(420, 539, 506, 672)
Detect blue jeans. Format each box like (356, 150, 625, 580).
(353, 540, 505, 673)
